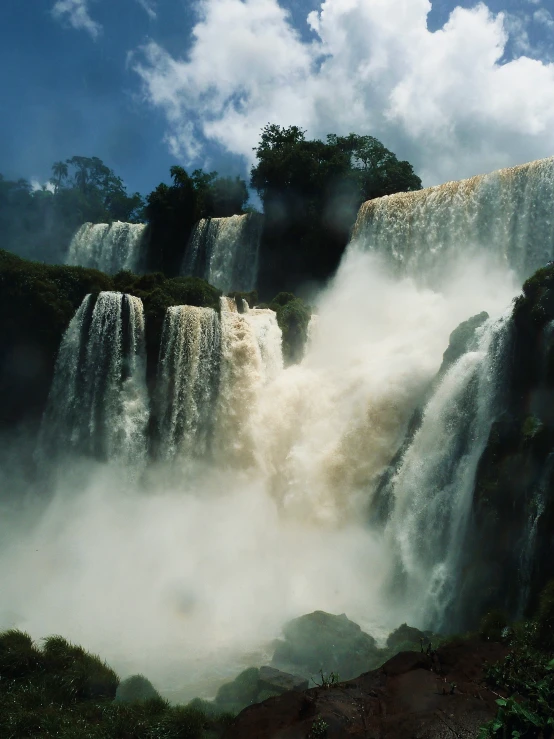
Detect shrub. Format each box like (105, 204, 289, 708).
(479, 610, 508, 642)
(115, 674, 161, 703)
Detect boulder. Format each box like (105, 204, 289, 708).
(272, 611, 381, 680)
(258, 666, 308, 694)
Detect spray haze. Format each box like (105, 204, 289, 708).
(0, 159, 542, 701)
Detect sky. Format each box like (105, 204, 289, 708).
(1, 0, 553, 199)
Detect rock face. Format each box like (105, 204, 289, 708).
(214, 666, 308, 715)
(272, 611, 382, 681)
(223, 638, 508, 739)
(258, 666, 309, 694)
(460, 266, 554, 622)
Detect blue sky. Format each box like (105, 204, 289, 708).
(1, 0, 553, 198)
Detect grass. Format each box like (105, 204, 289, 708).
(0, 629, 230, 738)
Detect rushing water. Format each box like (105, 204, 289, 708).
(38, 291, 149, 466)
(5, 157, 545, 697)
(66, 221, 147, 274)
(351, 157, 554, 284)
(381, 315, 512, 629)
(182, 214, 262, 292)
(156, 305, 221, 464)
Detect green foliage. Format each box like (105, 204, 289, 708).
(0, 629, 233, 738)
(271, 295, 312, 365)
(115, 674, 161, 703)
(479, 598, 554, 739)
(0, 250, 220, 427)
(0, 249, 112, 425)
(251, 124, 422, 294)
(144, 166, 249, 276)
(513, 264, 554, 329)
(536, 579, 554, 649)
(479, 610, 509, 642)
(313, 670, 340, 688)
(0, 157, 144, 264)
(308, 715, 329, 738)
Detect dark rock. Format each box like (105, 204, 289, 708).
(386, 623, 425, 649)
(223, 638, 509, 739)
(272, 611, 381, 681)
(258, 666, 308, 694)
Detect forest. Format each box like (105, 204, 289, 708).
(0, 125, 421, 293)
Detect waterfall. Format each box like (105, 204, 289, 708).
(381, 315, 511, 629)
(66, 222, 147, 274)
(156, 306, 221, 463)
(182, 214, 263, 292)
(39, 292, 149, 466)
(242, 303, 284, 384)
(351, 157, 554, 283)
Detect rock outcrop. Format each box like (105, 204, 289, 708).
(224, 638, 508, 739)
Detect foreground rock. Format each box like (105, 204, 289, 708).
(223, 638, 508, 738)
(272, 611, 382, 681)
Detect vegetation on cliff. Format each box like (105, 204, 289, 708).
(0, 629, 230, 738)
(0, 251, 220, 428)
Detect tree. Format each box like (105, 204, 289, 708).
(51, 161, 68, 194)
(250, 124, 422, 295)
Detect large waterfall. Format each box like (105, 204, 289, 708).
(66, 221, 147, 274)
(182, 214, 262, 292)
(381, 315, 511, 629)
(39, 291, 149, 465)
(351, 157, 554, 283)
(5, 158, 549, 699)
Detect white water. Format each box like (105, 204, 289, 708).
(383, 315, 511, 629)
(67, 221, 147, 274)
(38, 291, 149, 467)
(156, 305, 221, 464)
(351, 157, 554, 284)
(2, 159, 536, 699)
(182, 214, 262, 292)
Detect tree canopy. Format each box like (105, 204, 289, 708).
(250, 124, 422, 294)
(0, 157, 144, 263)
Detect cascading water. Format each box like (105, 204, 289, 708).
(156, 305, 221, 463)
(182, 214, 262, 292)
(39, 291, 149, 466)
(4, 158, 546, 700)
(242, 303, 284, 384)
(380, 315, 511, 629)
(66, 221, 147, 274)
(351, 157, 554, 284)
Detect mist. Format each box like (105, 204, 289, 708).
(0, 247, 518, 701)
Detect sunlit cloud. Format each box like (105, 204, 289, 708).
(132, 0, 554, 186)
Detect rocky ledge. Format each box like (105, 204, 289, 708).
(223, 638, 508, 738)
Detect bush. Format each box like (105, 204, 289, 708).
(115, 674, 161, 703)
(536, 579, 554, 648)
(479, 610, 508, 642)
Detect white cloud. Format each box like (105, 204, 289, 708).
(136, 0, 157, 19)
(534, 8, 554, 30)
(132, 0, 554, 186)
(52, 0, 102, 39)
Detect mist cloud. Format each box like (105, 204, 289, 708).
(132, 0, 554, 185)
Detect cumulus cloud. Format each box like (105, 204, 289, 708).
(132, 0, 554, 186)
(52, 0, 102, 39)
